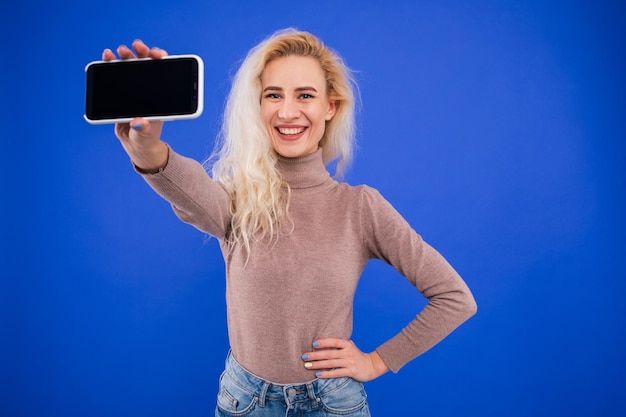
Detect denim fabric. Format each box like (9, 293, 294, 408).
(215, 351, 371, 417)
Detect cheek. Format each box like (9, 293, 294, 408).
(260, 100, 276, 118)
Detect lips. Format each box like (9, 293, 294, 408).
(275, 125, 308, 141)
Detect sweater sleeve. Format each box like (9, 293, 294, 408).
(136, 146, 232, 240)
(360, 187, 477, 372)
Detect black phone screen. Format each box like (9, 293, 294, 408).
(85, 56, 201, 122)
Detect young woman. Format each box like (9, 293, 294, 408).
(103, 29, 477, 417)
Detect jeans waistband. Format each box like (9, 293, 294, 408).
(224, 350, 355, 408)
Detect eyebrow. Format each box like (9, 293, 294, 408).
(262, 86, 319, 93)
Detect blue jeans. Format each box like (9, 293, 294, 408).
(215, 351, 371, 417)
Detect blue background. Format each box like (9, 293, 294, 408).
(2, 0, 625, 416)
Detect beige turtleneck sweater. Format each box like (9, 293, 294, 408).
(140, 147, 476, 383)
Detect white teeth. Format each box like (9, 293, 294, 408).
(278, 127, 305, 135)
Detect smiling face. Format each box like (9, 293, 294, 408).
(261, 56, 337, 158)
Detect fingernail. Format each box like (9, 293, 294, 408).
(304, 362, 312, 368)
(131, 123, 143, 130)
(301, 354, 309, 360)
(312, 341, 320, 348)
(315, 372, 322, 377)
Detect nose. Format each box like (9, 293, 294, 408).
(278, 98, 299, 120)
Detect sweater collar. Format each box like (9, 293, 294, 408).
(276, 148, 330, 189)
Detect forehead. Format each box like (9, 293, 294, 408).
(261, 56, 326, 88)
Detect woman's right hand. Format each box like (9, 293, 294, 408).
(103, 40, 170, 173)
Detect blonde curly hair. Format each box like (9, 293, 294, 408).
(207, 28, 357, 255)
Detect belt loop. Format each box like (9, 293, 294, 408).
(306, 382, 319, 409)
(259, 382, 270, 407)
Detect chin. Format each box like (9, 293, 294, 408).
(273, 143, 315, 159)
(276, 149, 304, 158)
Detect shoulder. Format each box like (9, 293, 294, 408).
(333, 180, 384, 199)
(342, 183, 391, 209)
(330, 182, 401, 223)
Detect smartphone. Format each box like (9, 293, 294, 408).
(84, 55, 204, 124)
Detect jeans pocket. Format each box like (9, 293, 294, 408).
(319, 377, 368, 415)
(216, 370, 258, 416)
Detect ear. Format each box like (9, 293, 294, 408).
(325, 100, 337, 121)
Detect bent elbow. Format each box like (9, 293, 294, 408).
(467, 297, 478, 318)
(461, 290, 478, 320)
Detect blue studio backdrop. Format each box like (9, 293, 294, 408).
(1, 1, 625, 416)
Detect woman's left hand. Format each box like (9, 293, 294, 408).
(301, 338, 389, 382)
